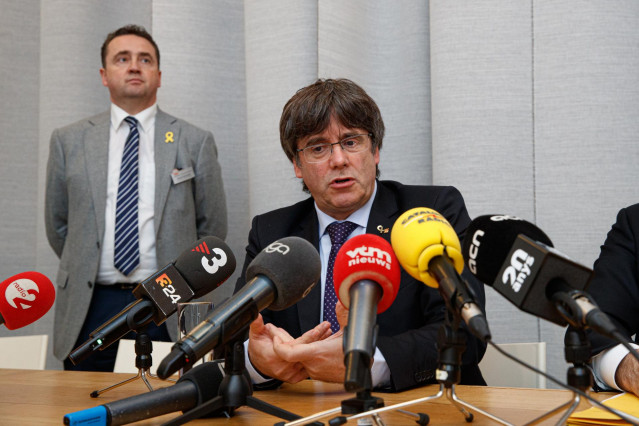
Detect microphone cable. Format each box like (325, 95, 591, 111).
(485, 340, 639, 425)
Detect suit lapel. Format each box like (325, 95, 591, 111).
(84, 112, 110, 240)
(293, 206, 323, 333)
(366, 181, 400, 246)
(153, 109, 179, 235)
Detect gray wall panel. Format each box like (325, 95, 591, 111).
(153, 0, 248, 302)
(318, 1, 431, 186)
(429, 2, 542, 373)
(534, 0, 639, 382)
(430, 2, 535, 218)
(0, 1, 40, 278)
(245, 0, 318, 217)
(534, 0, 639, 266)
(0, 1, 50, 348)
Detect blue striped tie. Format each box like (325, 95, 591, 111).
(324, 221, 358, 333)
(114, 116, 140, 276)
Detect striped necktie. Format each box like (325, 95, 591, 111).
(114, 116, 140, 276)
(324, 221, 358, 333)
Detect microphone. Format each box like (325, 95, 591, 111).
(390, 207, 491, 341)
(68, 236, 236, 365)
(333, 234, 401, 392)
(156, 236, 321, 379)
(460, 215, 617, 337)
(0, 271, 55, 330)
(63, 361, 225, 426)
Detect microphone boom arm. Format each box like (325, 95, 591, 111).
(428, 256, 491, 341)
(68, 299, 156, 365)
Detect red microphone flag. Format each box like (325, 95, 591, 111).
(333, 234, 400, 313)
(0, 271, 55, 330)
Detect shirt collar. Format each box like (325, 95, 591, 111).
(110, 103, 158, 133)
(316, 180, 378, 236)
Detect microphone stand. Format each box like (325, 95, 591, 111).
(91, 327, 176, 398)
(523, 290, 639, 424)
(162, 335, 316, 425)
(279, 375, 429, 426)
(337, 312, 512, 425)
(279, 326, 429, 426)
(523, 326, 593, 425)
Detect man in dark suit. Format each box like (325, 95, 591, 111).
(45, 25, 227, 371)
(585, 204, 639, 396)
(234, 78, 486, 392)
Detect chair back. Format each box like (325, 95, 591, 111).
(0, 334, 48, 370)
(479, 342, 547, 388)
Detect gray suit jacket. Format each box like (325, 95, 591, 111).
(45, 108, 227, 360)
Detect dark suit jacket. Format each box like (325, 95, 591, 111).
(586, 203, 639, 355)
(234, 180, 487, 391)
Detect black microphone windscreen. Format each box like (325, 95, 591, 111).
(175, 237, 237, 297)
(104, 361, 226, 424)
(176, 361, 225, 403)
(462, 215, 553, 285)
(246, 236, 320, 311)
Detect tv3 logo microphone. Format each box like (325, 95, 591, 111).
(146, 240, 230, 307)
(193, 240, 230, 275)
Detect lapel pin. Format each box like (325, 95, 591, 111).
(165, 131, 174, 143)
(377, 225, 389, 234)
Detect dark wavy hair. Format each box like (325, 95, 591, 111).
(280, 78, 385, 178)
(101, 24, 160, 68)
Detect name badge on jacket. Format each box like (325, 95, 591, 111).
(171, 167, 195, 184)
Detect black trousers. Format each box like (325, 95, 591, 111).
(63, 284, 171, 372)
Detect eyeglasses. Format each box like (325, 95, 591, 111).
(296, 133, 372, 163)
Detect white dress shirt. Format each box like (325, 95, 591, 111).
(96, 103, 158, 284)
(591, 342, 639, 391)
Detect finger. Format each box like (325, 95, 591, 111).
(318, 324, 334, 340)
(273, 336, 313, 362)
(271, 335, 294, 361)
(297, 322, 331, 344)
(326, 329, 344, 340)
(249, 313, 265, 335)
(265, 323, 295, 342)
(333, 328, 344, 338)
(314, 322, 333, 339)
(336, 301, 349, 327)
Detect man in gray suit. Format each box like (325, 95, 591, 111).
(45, 25, 227, 371)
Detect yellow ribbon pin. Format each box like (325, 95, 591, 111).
(377, 225, 389, 234)
(165, 131, 174, 143)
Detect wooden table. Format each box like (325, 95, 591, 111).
(0, 368, 610, 425)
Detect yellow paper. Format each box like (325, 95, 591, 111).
(567, 393, 639, 425)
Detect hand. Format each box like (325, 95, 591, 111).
(247, 314, 307, 383)
(336, 301, 349, 330)
(272, 329, 346, 383)
(268, 320, 333, 344)
(247, 315, 333, 383)
(615, 352, 639, 396)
